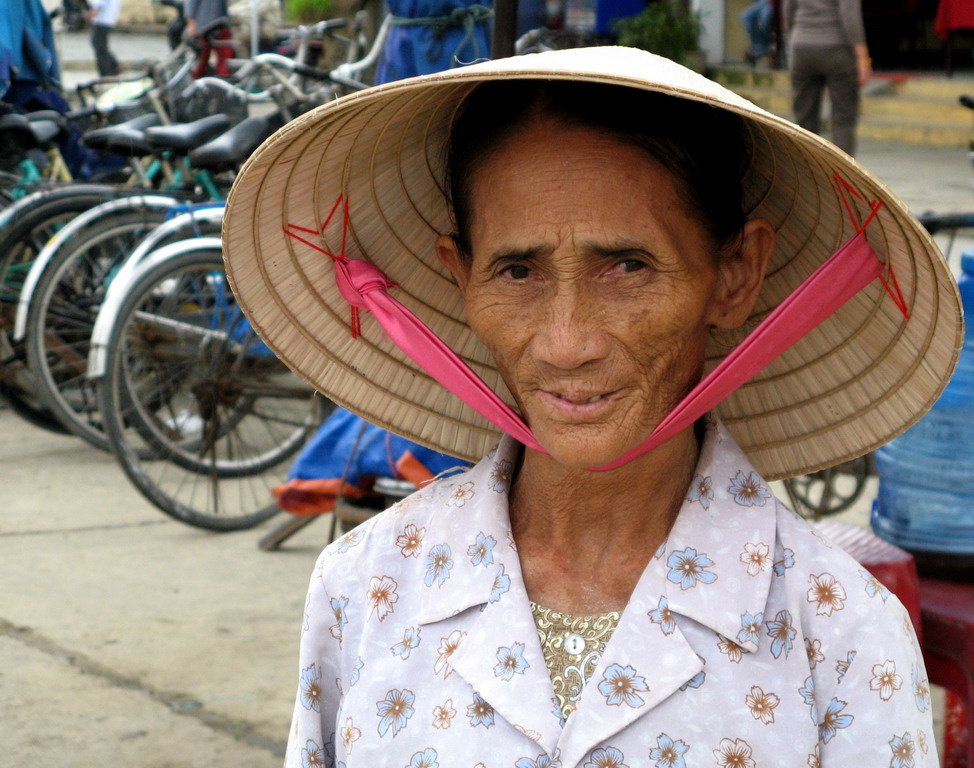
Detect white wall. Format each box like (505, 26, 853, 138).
(692, 0, 725, 66)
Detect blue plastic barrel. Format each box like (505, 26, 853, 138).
(872, 249, 973, 579)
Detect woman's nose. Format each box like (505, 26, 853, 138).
(528, 285, 611, 371)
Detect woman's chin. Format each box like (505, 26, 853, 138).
(526, 430, 641, 472)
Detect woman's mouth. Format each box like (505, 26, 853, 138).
(537, 388, 619, 418)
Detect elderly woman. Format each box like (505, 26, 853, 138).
(223, 48, 958, 768)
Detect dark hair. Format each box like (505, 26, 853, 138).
(445, 80, 752, 260)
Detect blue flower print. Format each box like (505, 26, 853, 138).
(467, 693, 495, 728)
(911, 665, 930, 712)
(860, 568, 891, 601)
(799, 676, 818, 725)
(488, 458, 512, 492)
(584, 746, 628, 768)
(494, 642, 529, 680)
(680, 670, 705, 692)
(836, 650, 857, 683)
(649, 733, 689, 768)
(736, 611, 764, 647)
(468, 532, 496, 567)
(598, 663, 649, 707)
(301, 739, 324, 768)
(648, 596, 676, 635)
(406, 748, 439, 768)
(772, 548, 795, 577)
(392, 627, 421, 660)
(686, 474, 714, 510)
(516, 754, 555, 768)
(300, 663, 321, 712)
(424, 544, 454, 587)
(376, 688, 415, 737)
(728, 470, 771, 506)
(490, 565, 511, 603)
(349, 656, 364, 687)
(818, 697, 854, 743)
(666, 547, 717, 591)
(765, 610, 796, 659)
(889, 733, 916, 768)
(551, 695, 567, 728)
(329, 595, 349, 642)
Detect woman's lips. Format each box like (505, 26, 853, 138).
(537, 389, 620, 419)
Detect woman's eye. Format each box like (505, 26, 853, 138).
(503, 264, 532, 280)
(617, 258, 647, 274)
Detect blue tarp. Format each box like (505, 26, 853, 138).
(275, 407, 465, 515)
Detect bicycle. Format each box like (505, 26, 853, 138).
(95, 238, 326, 530)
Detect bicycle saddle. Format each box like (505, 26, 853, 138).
(144, 114, 232, 152)
(83, 113, 161, 154)
(188, 113, 284, 171)
(0, 113, 62, 146)
(25, 110, 67, 128)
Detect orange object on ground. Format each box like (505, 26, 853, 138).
(273, 449, 436, 516)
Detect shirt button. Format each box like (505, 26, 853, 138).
(564, 632, 586, 655)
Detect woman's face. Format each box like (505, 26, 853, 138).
(438, 119, 768, 469)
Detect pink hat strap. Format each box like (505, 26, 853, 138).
(283, 177, 907, 471)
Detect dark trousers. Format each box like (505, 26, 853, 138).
(91, 24, 119, 77)
(789, 43, 860, 156)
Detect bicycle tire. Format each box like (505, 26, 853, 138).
(0, 185, 144, 433)
(25, 207, 171, 449)
(98, 247, 323, 531)
(781, 454, 872, 519)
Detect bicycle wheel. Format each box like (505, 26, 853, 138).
(25, 207, 171, 449)
(0, 185, 143, 433)
(781, 454, 874, 519)
(98, 246, 324, 531)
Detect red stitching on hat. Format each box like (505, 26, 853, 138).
(285, 194, 388, 338)
(833, 172, 907, 320)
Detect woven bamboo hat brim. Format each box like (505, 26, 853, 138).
(223, 46, 962, 480)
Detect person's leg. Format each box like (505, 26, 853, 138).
(741, 0, 772, 59)
(826, 45, 861, 156)
(790, 44, 826, 137)
(193, 36, 212, 78)
(213, 26, 233, 77)
(90, 24, 116, 77)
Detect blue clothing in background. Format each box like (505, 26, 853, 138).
(0, 0, 61, 97)
(375, 0, 492, 83)
(741, 0, 773, 58)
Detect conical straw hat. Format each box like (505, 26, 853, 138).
(223, 46, 962, 480)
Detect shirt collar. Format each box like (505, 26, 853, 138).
(417, 417, 777, 654)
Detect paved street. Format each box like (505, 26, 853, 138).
(1, 25, 971, 767)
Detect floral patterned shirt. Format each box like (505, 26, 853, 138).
(286, 418, 937, 768)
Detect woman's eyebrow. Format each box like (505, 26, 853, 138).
(485, 243, 554, 266)
(582, 239, 663, 264)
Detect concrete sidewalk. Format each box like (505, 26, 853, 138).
(0, 406, 330, 766)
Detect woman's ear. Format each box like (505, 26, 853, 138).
(435, 234, 470, 293)
(709, 218, 775, 329)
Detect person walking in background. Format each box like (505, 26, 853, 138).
(783, 0, 870, 156)
(85, 0, 121, 76)
(184, 0, 232, 78)
(741, 0, 773, 67)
